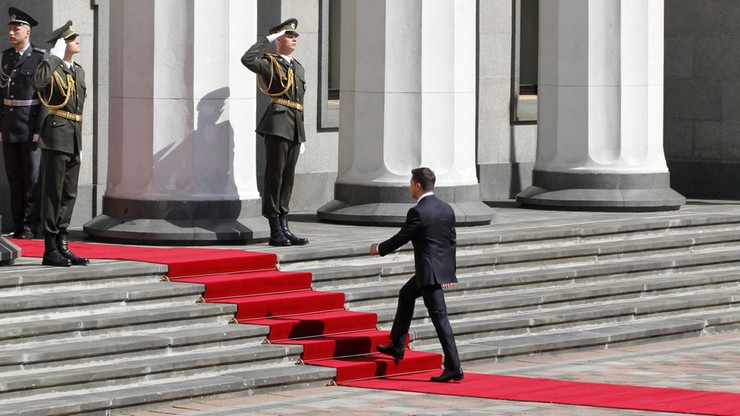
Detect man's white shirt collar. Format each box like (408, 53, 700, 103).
(17, 44, 30, 56)
(417, 192, 434, 203)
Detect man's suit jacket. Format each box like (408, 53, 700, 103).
(32, 56, 86, 155)
(241, 36, 306, 143)
(0, 44, 48, 142)
(378, 194, 458, 288)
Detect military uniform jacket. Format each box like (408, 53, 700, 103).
(241, 36, 306, 143)
(0, 44, 48, 142)
(378, 195, 458, 289)
(31, 56, 85, 155)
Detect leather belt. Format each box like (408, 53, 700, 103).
(3, 98, 40, 107)
(271, 97, 304, 111)
(50, 109, 83, 122)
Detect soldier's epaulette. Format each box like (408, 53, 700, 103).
(1, 47, 13, 54)
(33, 47, 46, 54)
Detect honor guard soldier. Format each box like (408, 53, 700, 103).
(242, 18, 309, 247)
(0, 7, 47, 239)
(31, 20, 88, 267)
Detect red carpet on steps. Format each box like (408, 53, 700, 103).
(12, 239, 740, 414)
(12, 239, 276, 277)
(11, 239, 442, 382)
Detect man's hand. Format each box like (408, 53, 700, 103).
(32, 134, 40, 143)
(267, 30, 287, 43)
(369, 243, 379, 256)
(300, 142, 305, 155)
(442, 283, 453, 289)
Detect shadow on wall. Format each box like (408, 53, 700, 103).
(152, 87, 238, 199)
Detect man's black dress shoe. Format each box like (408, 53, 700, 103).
(430, 368, 464, 382)
(376, 343, 405, 361)
(18, 230, 35, 239)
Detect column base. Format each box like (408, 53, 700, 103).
(83, 197, 270, 245)
(516, 171, 686, 211)
(0, 216, 19, 265)
(317, 183, 494, 226)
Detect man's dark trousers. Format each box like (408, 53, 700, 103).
(262, 134, 300, 218)
(389, 276, 461, 370)
(2, 141, 40, 234)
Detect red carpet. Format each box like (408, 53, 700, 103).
(12, 240, 276, 277)
(342, 371, 740, 415)
(13, 239, 740, 414)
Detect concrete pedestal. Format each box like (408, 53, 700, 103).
(84, 0, 268, 244)
(516, 0, 684, 211)
(0, 216, 19, 265)
(317, 0, 493, 226)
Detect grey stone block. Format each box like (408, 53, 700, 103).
(0, 260, 165, 289)
(0, 303, 238, 346)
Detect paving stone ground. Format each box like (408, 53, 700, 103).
(126, 332, 739, 415)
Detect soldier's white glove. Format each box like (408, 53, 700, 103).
(32, 134, 40, 143)
(300, 142, 305, 155)
(50, 38, 66, 59)
(267, 30, 286, 43)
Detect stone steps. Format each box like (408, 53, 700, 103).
(0, 365, 335, 416)
(275, 214, 740, 366)
(0, 259, 335, 415)
(300, 226, 740, 290)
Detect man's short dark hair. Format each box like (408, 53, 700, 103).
(411, 167, 436, 191)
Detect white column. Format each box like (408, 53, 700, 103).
(84, 0, 268, 242)
(318, 0, 492, 225)
(517, 0, 684, 210)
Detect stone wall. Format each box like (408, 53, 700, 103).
(665, 0, 740, 199)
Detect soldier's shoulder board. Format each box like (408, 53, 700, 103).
(33, 47, 46, 54)
(1, 47, 14, 55)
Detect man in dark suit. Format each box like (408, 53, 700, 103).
(31, 20, 88, 267)
(0, 7, 48, 239)
(370, 167, 463, 383)
(241, 18, 309, 247)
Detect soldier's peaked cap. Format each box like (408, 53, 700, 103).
(269, 18, 299, 36)
(46, 20, 78, 45)
(8, 7, 38, 27)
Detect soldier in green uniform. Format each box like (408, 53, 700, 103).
(0, 7, 47, 239)
(242, 18, 309, 247)
(31, 21, 88, 267)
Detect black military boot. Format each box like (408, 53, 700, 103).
(57, 232, 90, 265)
(268, 217, 291, 246)
(279, 214, 309, 245)
(42, 235, 71, 267)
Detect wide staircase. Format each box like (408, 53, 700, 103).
(2, 205, 740, 414)
(0, 258, 334, 416)
(280, 208, 740, 364)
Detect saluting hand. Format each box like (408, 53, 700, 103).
(267, 30, 287, 43)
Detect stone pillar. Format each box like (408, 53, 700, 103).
(517, 0, 684, 210)
(317, 0, 493, 225)
(84, 0, 268, 243)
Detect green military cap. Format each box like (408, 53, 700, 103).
(269, 18, 299, 36)
(8, 7, 38, 27)
(45, 20, 78, 45)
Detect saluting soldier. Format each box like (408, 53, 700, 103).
(31, 20, 88, 267)
(241, 18, 309, 247)
(0, 7, 47, 239)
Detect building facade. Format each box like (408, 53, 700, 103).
(0, 0, 735, 238)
